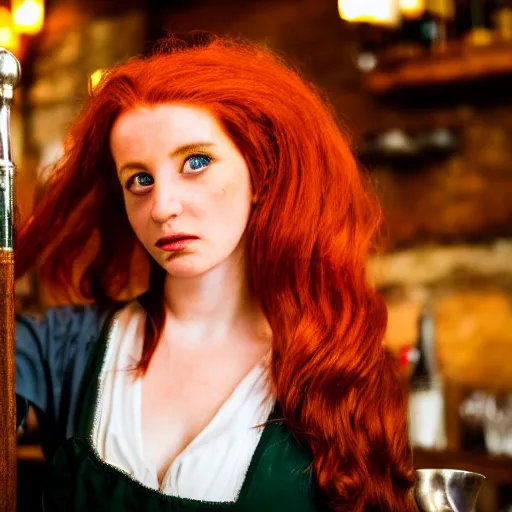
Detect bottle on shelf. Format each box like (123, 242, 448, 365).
(408, 305, 447, 450)
(398, 0, 456, 52)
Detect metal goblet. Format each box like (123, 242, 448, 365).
(415, 469, 485, 512)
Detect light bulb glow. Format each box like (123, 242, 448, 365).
(89, 69, 105, 93)
(12, 0, 44, 35)
(427, 0, 455, 19)
(338, 0, 401, 26)
(399, 0, 426, 18)
(0, 7, 19, 51)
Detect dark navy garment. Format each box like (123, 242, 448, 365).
(15, 302, 116, 457)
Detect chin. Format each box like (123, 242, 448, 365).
(154, 247, 243, 279)
(160, 257, 211, 279)
(165, 268, 207, 279)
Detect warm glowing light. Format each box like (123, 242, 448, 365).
(466, 27, 494, 46)
(427, 0, 455, 19)
(0, 7, 19, 51)
(89, 69, 105, 93)
(338, 0, 401, 26)
(399, 0, 426, 18)
(12, 0, 44, 35)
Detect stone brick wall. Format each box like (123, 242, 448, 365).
(375, 242, 512, 388)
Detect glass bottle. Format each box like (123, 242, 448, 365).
(408, 306, 447, 450)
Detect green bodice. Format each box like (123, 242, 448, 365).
(41, 313, 321, 511)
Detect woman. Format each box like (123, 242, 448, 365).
(15, 35, 418, 511)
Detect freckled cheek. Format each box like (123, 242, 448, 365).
(207, 189, 250, 228)
(210, 176, 251, 207)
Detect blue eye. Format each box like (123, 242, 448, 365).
(183, 154, 212, 174)
(126, 172, 154, 194)
(135, 173, 153, 186)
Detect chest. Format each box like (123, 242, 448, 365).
(140, 341, 268, 479)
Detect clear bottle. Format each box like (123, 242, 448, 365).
(408, 305, 447, 450)
(420, 0, 456, 49)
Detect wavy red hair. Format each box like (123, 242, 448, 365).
(16, 34, 417, 511)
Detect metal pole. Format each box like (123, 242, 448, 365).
(0, 47, 21, 512)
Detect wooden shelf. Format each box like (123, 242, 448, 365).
(414, 448, 512, 486)
(364, 42, 512, 95)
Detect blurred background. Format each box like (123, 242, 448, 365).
(7, 0, 512, 510)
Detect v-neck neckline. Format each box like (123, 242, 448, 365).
(136, 354, 272, 491)
(81, 300, 277, 506)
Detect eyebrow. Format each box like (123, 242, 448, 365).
(118, 142, 216, 177)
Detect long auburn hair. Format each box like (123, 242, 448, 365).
(16, 34, 417, 511)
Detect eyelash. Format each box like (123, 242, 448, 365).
(125, 153, 213, 194)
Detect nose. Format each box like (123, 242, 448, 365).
(150, 181, 183, 224)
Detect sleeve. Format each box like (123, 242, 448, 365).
(15, 304, 103, 429)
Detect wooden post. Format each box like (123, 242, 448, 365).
(0, 251, 16, 512)
(0, 48, 21, 512)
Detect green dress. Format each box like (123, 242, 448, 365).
(16, 302, 321, 511)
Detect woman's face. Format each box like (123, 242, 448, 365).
(110, 104, 253, 278)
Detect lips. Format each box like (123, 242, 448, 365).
(155, 234, 198, 251)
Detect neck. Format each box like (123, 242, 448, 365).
(164, 262, 248, 322)
(161, 252, 267, 346)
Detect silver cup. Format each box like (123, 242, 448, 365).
(415, 469, 485, 512)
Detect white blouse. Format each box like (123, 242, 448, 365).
(92, 300, 275, 502)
